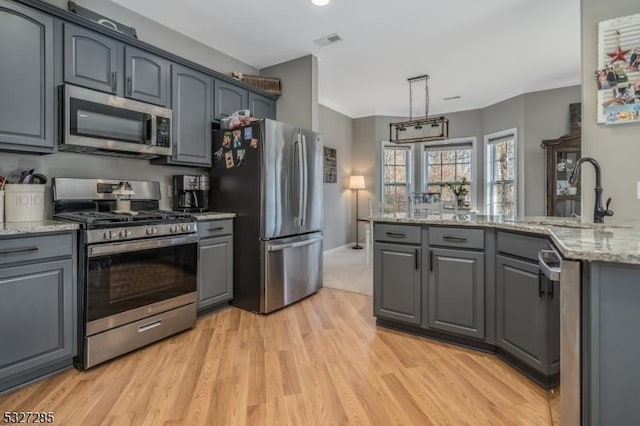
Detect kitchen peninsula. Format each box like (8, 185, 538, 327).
(371, 214, 640, 425)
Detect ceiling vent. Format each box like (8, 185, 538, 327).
(314, 33, 343, 47)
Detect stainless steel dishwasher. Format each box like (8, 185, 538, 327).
(539, 247, 581, 426)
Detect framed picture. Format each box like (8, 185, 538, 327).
(596, 13, 640, 124)
(323, 147, 337, 183)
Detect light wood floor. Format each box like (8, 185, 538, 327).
(0, 288, 557, 425)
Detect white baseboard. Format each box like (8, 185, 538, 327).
(323, 243, 352, 254)
(323, 242, 372, 255)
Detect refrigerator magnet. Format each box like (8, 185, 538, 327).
(214, 147, 224, 162)
(232, 129, 242, 147)
(244, 127, 252, 140)
(222, 133, 232, 148)
(225, 151, 235, 168)
(250, 138, 258, 149)
(236, 149, 246, 167)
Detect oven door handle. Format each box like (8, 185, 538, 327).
(88, 234, 199, 257)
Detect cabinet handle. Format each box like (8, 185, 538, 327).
(386, 232, 406, 238)
(0, 246, 39, 256)
(127, 76, 132, 95)
(414, 248, 419, 270)
(548, 280, 554, 299)
(111, 71, 117, 92)
(208, 227, 224, 232)
(443, 235, 468, 242)
(429, 250, 433, 272)
(538, 271, 545, 298)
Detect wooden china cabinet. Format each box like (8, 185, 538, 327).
(541, 130, 581, 217)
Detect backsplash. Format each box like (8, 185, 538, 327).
(0, 152, 207, 216)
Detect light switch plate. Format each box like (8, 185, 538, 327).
(637, 182, 640, 200)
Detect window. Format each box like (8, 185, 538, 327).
(485, 129, 518, 217)
(423, 140, 475, 207)
(381, 144, 411, 213)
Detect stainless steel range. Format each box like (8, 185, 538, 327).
(52, 178, 197, 369)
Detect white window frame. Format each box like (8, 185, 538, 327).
(484, 128, 520, 217)
(380, 141, 412, 212)
(420, 137, 478, 210)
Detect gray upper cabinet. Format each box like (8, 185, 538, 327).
(124, 46, 169, 106)
(496, 254, 558, 376)
(249, 92, 276, 120)
(0, 1, 54, 152)
(198, 233, 233, 311)
(374, 243, 421, 325)
(64, 22, 119, 94)
(214, 79, 248, 120)
(428, 248, 485, 339)
(170, 64, 213, 166)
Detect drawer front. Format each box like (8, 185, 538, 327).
(374, 224, 421, 244)
(197, 219, 233, 239)
(0, 234, 73, 266)
(497, 231, 550, 262)
(428, 227, 484, 249)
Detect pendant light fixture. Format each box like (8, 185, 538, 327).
(389, 74, 449, 144)
(310, 0, 330, 6)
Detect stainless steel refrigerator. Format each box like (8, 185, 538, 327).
(211, 119, 323, 313)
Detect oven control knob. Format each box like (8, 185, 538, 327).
(146, 227, 154, 235)
(170, 225, 178, 233)
(181, 224, 190, 232)
(152, 227, 158, 235)
(105, 230, 117, 240)
(119, 229, 131, 239)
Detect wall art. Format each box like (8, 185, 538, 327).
(323, 147, 337, 183)
(596, 13, 640, 124)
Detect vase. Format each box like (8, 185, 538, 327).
(457, 196, 465, 208)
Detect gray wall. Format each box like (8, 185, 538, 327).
(260, 55, 319, 131)
(42, 0, 257, 75)
(0, 152, 205, 215)
(319, 105, 354, 250)
(352, 86, 580, 217)
(523, 86, 581, 215)
(581, 0, 639, 221)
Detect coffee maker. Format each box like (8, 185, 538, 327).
(172, 175, 209, 212)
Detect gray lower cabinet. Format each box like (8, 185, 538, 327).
(197, 223, 233, 311)
(63, 22, 120, 94)
(167, 64, 213, 166)
(0, 0, 55, 153)
(214, 79, 248, 120)
(496, 255, 559, 376)
(0, 234, 76, 393)
(374, 243, 421, 325)
(124, 46, 170, 106)
(249, 92, 276, 120)
(428, 247, 485, 339)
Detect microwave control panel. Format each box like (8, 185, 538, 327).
(156, 117, 171, 147)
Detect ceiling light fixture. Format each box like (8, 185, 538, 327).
(310, 0, 330, 6)
(390, 74, 449, 144)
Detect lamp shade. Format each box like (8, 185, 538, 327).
(348, 175, 366, 190)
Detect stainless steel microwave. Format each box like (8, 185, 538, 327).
(60, 85, 172, 159)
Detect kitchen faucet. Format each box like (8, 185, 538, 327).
(568, 157, 613, 223)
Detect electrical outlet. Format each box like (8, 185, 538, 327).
(167, 184, 172, 199)
(637, 182, 640, 200)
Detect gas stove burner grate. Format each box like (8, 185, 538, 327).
(55, 210, 194, 227)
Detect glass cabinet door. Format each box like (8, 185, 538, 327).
(553, 149, 581, 217)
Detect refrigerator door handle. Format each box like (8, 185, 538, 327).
(301, 133, 308, 227)
(295, 132, 304, 227)
(267, 236, 323, 251)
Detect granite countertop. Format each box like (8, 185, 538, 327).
(370, 214, 640, 265)
(191, 212, 236, 220)
(0, 220, 80, 236)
